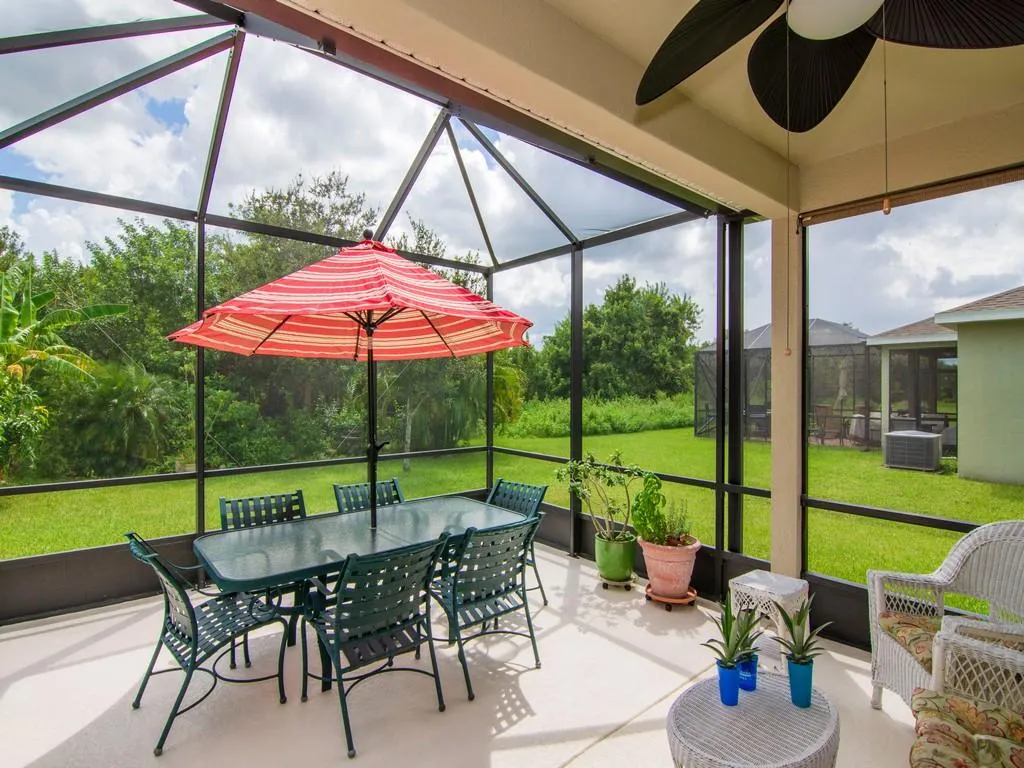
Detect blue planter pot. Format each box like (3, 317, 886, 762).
(787, 658, 814, 708)
(717, 660, 740, 706)
(738, 654, 758, 691)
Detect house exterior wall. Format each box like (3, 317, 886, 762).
(957, 320, 1024, 485)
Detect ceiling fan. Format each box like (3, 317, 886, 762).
(635, 0, 1024, 132)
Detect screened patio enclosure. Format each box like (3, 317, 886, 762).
(694, 318, 878, 445)
(0, 0, 762, 632)
(3, 0, 1017, 663)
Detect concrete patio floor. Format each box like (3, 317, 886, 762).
(0, 544, 916, 767)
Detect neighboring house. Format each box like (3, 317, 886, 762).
(935, 285, 1024, 485)
(869, 285, 1024, 485)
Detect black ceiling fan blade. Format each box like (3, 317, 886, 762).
(748, 17, 876, 132)
(864, 0, 1024, 48)
(636, 0, 784, 106)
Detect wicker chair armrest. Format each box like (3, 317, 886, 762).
(868, 569, 947, 617)
(932, 619, 1024, 711)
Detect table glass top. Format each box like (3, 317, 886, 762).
(194, 496, 523, 592)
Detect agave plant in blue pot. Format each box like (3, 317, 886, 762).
(736, 610, 763, 692)
(701, 591, 759, 706)
(774, 596, 832, 708)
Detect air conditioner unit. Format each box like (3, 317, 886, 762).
(884, 430, 942, 471)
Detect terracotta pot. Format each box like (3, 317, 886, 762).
(638, 536, 701, 598)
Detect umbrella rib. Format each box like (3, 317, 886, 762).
(249, 314, 292, 356)
(419, 310, 456, 358)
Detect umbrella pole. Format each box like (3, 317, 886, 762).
(367, 329, 378, 531)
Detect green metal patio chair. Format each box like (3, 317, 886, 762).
(486, 478, 549, 605)
(300, 536, 448, 759)
(332, 477, 405, 514)
(430, 515, 542, 701)
(219, 489, 307, 663)
(125, 532, 288, 757)
(219, 488, 307, 530)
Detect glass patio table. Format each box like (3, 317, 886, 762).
(194, 496, 523, 593)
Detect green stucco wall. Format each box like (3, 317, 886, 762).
(957, 319, 1024, 485)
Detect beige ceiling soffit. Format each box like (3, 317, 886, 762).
(801, 163, 1024, 227)
(800, 102, 1024, 216)
(265, 0, 791, 217)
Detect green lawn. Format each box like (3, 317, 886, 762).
(3, 429, 1022, 591)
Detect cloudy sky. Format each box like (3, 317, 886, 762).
(2, 0, 1022, 348)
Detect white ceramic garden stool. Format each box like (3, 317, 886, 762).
(729, 569, 809, 671)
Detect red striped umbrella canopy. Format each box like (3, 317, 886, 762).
(169, 239, 531, 358)
(170, 238, 531, 530)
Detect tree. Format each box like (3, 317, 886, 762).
(537, 275, 701, 400)
(386, 217, 489, 467)
(0, 262, 127, 383)
(49, 219, 197, 377)
(0, 374, 48, 481)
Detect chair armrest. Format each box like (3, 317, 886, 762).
(303, 575, 335, 617)
(932, 617, 1024, 711)
(867, 569, 947, 618)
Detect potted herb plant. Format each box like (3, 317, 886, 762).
(632, 483, 701, 600)
(774, 596, 832, 707)
(556, 451, 646, 585)
(700, 591, 759, 706)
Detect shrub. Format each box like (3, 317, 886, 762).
(498, 394, 694, 439)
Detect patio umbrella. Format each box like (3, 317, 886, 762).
(169, 236, 532, 529)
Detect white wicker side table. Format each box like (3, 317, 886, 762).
(666, 673, 839, 768)
(730, 569, 809, 669)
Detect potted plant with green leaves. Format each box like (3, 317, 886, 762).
(736, 613, 763, 692)
(556, 451, 647, 586)
(774, 596, 832, 707)
(632, 484, 701, 603)
(700, 591, 760, 706)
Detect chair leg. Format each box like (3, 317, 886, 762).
(424, 618, 446, 713)
(229, 637, 237, 669)
(531, 543, 548, 605)
(522, 587, 542, 669)
(334, 663, 357, 759)
(153, 666, 194, 756)
(132, 637, 163, 709)
(871, 684, 883, 710)
(276, 621, 288, 705)
(300, 619, 310, 702)
(454, 624, 475, 701)
(242, 631, 252, 668)
(319, 635, 332, 693)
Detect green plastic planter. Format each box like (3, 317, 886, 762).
(594, 533, 636, 582)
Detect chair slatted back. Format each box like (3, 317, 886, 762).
(451, 516, 540, 605)
(329, 537, 445, 642)
(486, 478, 547, 518)
(125, 532, 197, 648)
(219, 490, 306, 530)
(333, 478, 404, 515)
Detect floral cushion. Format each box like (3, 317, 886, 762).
(879, 610, 942, 673)
(910, 688, 1024, 768)
(973, 735, 1024, 767)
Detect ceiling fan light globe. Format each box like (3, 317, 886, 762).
(787, 0, 883, 40)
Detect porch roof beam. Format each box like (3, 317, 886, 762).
(0, 31, 237, 150)
(0, 15, 230, 55)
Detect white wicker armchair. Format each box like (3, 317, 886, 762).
(867, 519, 1024, 709)
(932, 616, 1024, 712)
